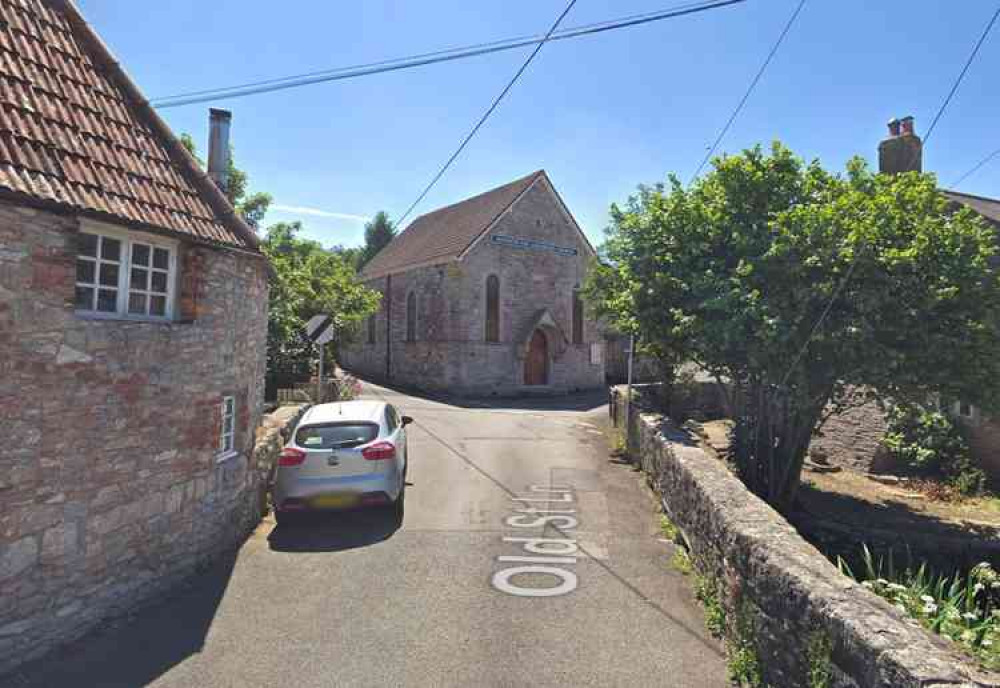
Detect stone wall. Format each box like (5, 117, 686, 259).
(340, 179, 604, 395)
(0, 200, 272, 674)
(612, 389, 997, 687)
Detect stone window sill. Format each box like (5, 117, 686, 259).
(215, 450, 241, 464)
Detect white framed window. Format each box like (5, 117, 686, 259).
(219, 396, 236, 454)
(75, 222, 177, 321)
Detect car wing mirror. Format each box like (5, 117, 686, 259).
(401, 415, 414, 427)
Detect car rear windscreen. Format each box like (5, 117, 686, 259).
(296, 423, 378, 449)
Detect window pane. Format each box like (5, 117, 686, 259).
(130, 267, 147, 290)
(75, 286, 94, 310)
(150, 271, 167, 293)
(100, 237, 120, 262)
(78, 233, 98, 257)
(152, 247, 169, 270)
(223, 416, 233, 434)
(150, 295, 167, 316)
(224, 397, 234, 414)
(76, 259, 95, 284)
(132, 243, 150, 266)
(97, 288, 117, 312)
(128, 293, 147, 315)
(295, 422, 379, 449)
(99, 263, 119, 287)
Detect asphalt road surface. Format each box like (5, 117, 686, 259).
(11, 381, 728, 688)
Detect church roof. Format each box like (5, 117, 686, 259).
(362, 170, 546, 278)
(0, 0, 258, 251)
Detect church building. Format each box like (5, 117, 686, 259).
(340, 170, 605, 395)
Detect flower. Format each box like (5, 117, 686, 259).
(983, 638, 994, 647)
(920, 595, 935, 603)
(963, 612, 979, 621)
(876, 578, 889, 586)
(974, 583, 985, 594)
(888, 583, 907, 591)
(923, 602, 939, 614)
(862, 581, 874, 589)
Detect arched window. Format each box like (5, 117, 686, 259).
(572, 288, 583, 344)
(485, 275, 499, 342)
(406, 291, 417, 342)
(367, 313, 376, 344)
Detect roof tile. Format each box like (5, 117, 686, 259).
(0, 0, 252, 249)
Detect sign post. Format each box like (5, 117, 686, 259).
(305, 315, 334, 403)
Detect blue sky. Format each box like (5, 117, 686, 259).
(80, 1, 1000, 249)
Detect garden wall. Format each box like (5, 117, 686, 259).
(612, 389, 998, 687)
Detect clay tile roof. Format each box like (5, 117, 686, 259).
(0, 0, 258, 251)
(363, 170, 545, 279)
(941, 190, 1000, 228)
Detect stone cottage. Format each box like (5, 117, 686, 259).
(812, 115, 1000, 479)
(0, 0, 268, 671)
(340, 170, 605, 395)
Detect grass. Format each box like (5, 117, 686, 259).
(839, 545, 1000, 670)
(671, 547, 693, 576)
(659, 514, 679, 541)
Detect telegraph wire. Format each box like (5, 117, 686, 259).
(773, 2, 1000, 395)
(394, 0, 578, 227)
(151, 0, 747, 109)
(952, 147, 1000, 188)
(688, 0, 805, 184)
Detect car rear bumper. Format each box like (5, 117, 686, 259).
(272, 470, 401, 511)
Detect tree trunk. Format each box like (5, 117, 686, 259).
(732, 385, 823, 513)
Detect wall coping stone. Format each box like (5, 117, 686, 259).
(626, 402, 1000, 687)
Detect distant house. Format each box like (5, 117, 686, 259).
(0, 0, 268, 671)
(340, 170, 605, 395)
(813, 116, 1000, 478)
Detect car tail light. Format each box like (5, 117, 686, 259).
(362, 441, 396, 461)
(278, 447, 306, 466)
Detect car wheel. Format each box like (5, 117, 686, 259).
(392, 485, 405, 522)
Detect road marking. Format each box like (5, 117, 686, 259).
(492, 484, 579, 597)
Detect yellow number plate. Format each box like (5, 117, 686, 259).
(311, 494, 357, 509)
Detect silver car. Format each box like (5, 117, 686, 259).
(272, 400, 411, 524)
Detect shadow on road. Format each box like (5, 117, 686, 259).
(267, 506, 402, 553)
(357, 377, 610, 413)
(7, 551, 238, 688)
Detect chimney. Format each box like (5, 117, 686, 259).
(878, 115, 922, 174)
(207, 108, 231, 193)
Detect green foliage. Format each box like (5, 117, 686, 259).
(179, 133, 272, 229)
(671, 547, 693, 576)
(695, 574, 726, 639)
(659, 514, 679, 541)
(586, 142, 1000, 511)
(357, 211, 397, 270)
(806, 631, 833, 688)
(840, 545, 1000, 670)
(727, 600, 763, 687)
(262, 222, 380, 372)
(882, 403, 986, 496)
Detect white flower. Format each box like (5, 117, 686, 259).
(983, 639, 994, 647)
(888, 583, 907, 591)
(963, 612, 979, 621)
(862, 581, 874, 589)
(974, 583, 985, 594)
(877, 578, 889, 586)
(920, 595, 935, 603)
(923, 602, 939, 614)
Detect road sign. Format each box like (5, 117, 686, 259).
(315, 326, 335, 345)
(305, 314, 332, 342)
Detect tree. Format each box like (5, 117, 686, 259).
(262, 222, 381, 372)
(179, 133, 272, 229)
(357, 211, 397, 270)
(586, 142, 1000, 511)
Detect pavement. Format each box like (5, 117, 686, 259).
(9, 381, 728, 688)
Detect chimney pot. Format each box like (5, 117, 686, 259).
(878, 115, 921, 175)
(207, 108, 232, 194)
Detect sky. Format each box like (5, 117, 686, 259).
(78, 0, 1000, 250)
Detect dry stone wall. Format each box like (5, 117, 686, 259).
(613, 389, 999, 687)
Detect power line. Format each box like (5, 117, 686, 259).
(688, 0, 805, 184)
(395, 0, 578, 227)
(151, 0, 747, 109)
(952, 147, 1000, 188)
(773, 2, 1000, 395)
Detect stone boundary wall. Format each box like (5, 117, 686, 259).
(0, 404, 307, 677)
(612, 390, 998, 687)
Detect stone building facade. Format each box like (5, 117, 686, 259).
(811, 116, 1000, 479)
(0, 0, 269, 672)
(341, 171, 604, 395)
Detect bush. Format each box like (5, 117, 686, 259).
(839, 546, 1000, 670)
(882, 403, 986, 496)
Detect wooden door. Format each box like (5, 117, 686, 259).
(524, 330, 548, 385)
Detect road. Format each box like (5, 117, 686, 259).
(11, 381, 727, 688)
